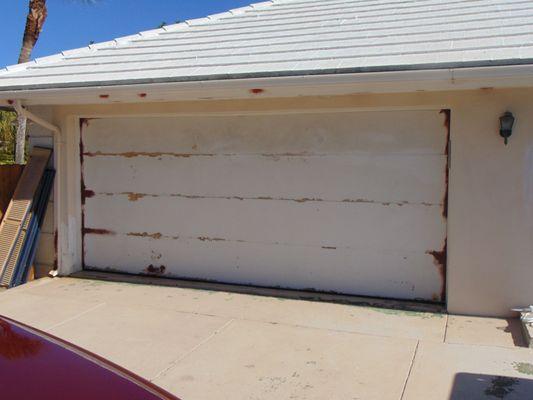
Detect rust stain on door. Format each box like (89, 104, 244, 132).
(83, 228, 115, 235)
(80, 119, 87, 268)
(127, 232, 163, 239)
(432, 109, 451, 303)
(144, 264, 166, 275)
(426, 239, 447, 302)
(79, 118, 100, 268)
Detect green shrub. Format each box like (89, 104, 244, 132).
(0, 111, 16, 165)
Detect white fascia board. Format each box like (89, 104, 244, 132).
(1, 65, 533, 106)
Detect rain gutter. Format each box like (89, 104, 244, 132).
(1, 63, 533, 105)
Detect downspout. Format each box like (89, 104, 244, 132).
(13, 100, 61, 277)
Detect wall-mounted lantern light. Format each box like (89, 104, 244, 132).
(499, 111, 515, 145)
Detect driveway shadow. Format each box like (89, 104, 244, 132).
(450, 373, 533, 399)
(497, 318, 527, 347)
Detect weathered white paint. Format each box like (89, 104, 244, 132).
(85, 234, 442, 300)
(83, 155, 446, 204)
(81, 111, 447, 301)
(82, 111, 445, 154)
(85, 195, 444, 250)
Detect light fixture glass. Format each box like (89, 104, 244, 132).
(499, 111, 515, 145)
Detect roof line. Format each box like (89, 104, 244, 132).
(0, 0, 277, 75)
(24, 42, 533, 72)
(1, 59, 533, 93)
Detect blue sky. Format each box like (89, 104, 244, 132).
(0, 0, 253, 68)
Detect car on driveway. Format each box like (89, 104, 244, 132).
(0, 315, 179, 400)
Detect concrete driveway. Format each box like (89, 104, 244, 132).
(0, 273, 532, 399)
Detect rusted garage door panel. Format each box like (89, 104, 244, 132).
(82, 111, 446, 155)
(85, 196, 444, 252)
(81, 110, 448, 301)
(84, 155, 446, 205)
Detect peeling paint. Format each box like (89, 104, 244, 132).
(294, 197, 322, 203)
(91, 191, 441, 207)
(83, 228, 115, 235)
(83, 151, 212, 158)
(123, 232, 179, 240)
(150, 250, 162, 260)
(79, 112, 448, 302)
(342, 198, 436, 207)
(197, 236, 226, 242)
(127, 232, 162, 240)
(144, 264, 166, 275)
(79, 118, 107, 269)
(261, 152, 309, 157)
(126, 192, 145, 202)
(88, 229, 436, 259)
(83, 151, 321, 158)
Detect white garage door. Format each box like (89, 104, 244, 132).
(81, 110, 448, 301)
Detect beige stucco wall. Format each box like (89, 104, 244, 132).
(29, 87, 533, 317)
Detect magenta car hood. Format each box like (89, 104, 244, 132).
(0, 315, 179, 400)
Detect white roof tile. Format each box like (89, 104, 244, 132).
(1, 0, 533, 91)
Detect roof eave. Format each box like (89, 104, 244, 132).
(1, 63, 533, 106)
